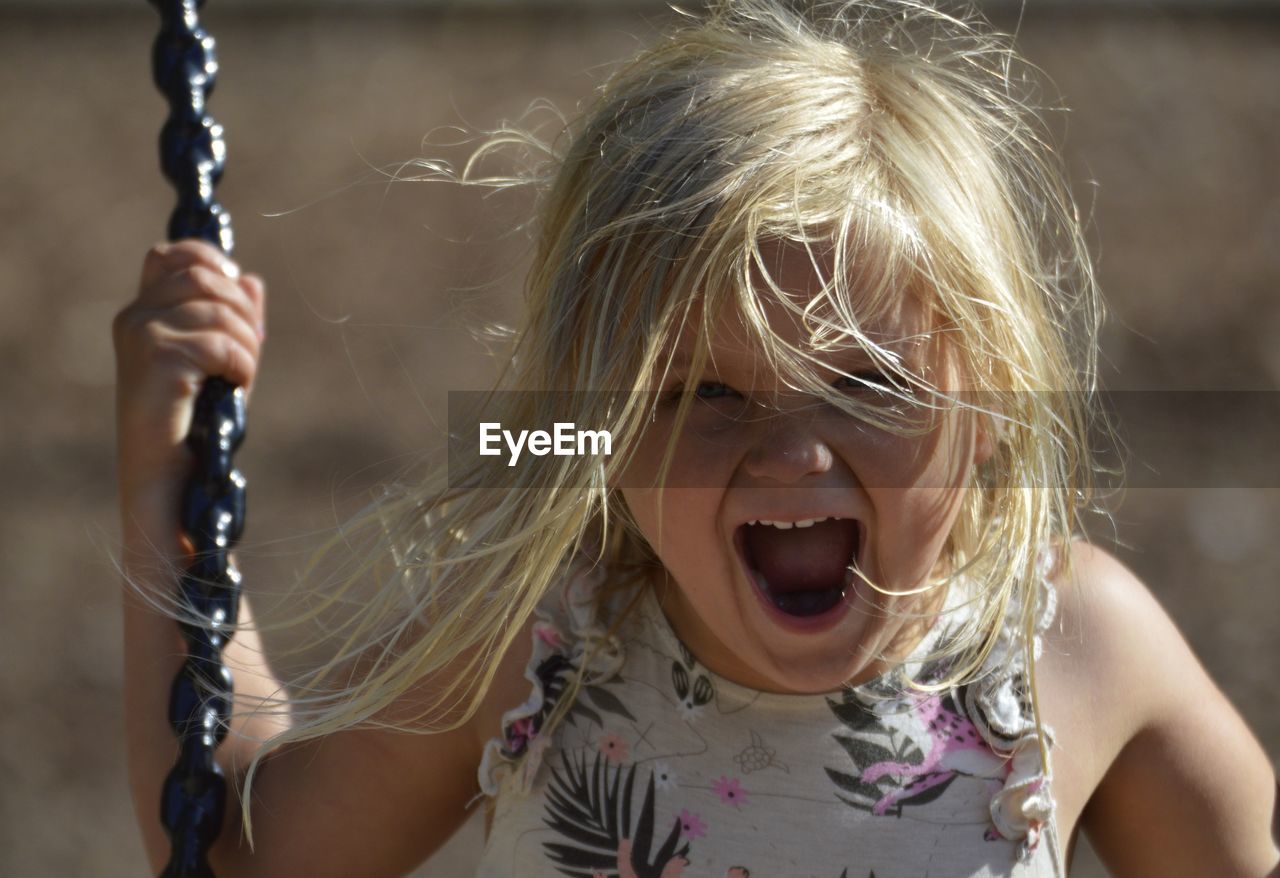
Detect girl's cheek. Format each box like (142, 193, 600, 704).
(623, 410, 744, 485)
(843, 410, 970, 491)
(656, 430, 746, 488)
(866, 490, 961, 591)
(835, 431, 923, 490)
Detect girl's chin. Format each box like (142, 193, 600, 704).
(730, 647, 881, 695)
(653, 577, 879, 695)
(733, 600, 886, 694)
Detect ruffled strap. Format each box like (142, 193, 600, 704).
(960, 542, 1061, 865)
(476, 553, 625, 798)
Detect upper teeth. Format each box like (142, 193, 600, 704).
(749, 516, 843, 529)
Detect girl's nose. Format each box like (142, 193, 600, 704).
(741, 423, 835, 483)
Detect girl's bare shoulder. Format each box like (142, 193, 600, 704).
(1038, 538, 1279, 876)
(1039, 539, 1176, 755)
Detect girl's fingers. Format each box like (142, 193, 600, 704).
(138, 239, 267, 340)
(117, 302, 262, 400)
(152, 325, 260, 394)
(239, 274, 267, 339)
(140, 239, 240, 289)
(151, 299, 263, 375)
(116, 243, 267, 500)
(132, 264, 265, 343)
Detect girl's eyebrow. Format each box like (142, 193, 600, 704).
(664, 350, 708, 371)
(666, 344, 893, 369)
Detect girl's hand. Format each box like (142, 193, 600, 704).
(112, 239, 266, 519)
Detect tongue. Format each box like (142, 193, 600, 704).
(743, 519, 859, 594)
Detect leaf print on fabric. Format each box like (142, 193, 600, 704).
(585, 684, 639, 723)
(499, 652, 577, 760)
(671, 662, 714, 716)
(828, 693, 896, 735)
(565, 677, 640, 732)
(669, 638, 715, 721)
(480, 586, 637, 799)
(825, 733, 907, 811)
(677, 641, 697, 668)
(825, 688, 1000, 820)
(692, 675, 713, 704)
(568, 699, 606, 730)
(543, 750, 691, 878)
(506, 621, 637, 751)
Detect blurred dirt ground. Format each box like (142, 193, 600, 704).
(1, 5, 1276, 877)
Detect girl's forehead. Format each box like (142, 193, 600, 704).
(666, 244, 932, 368)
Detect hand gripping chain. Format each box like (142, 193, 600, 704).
(149, 1, 246, 875)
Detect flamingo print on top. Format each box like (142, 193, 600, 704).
(858, 692, 1006, 817)
(475, 546, 1064, 877)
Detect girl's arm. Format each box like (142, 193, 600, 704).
(119, 495, 492, 877)
(1056, 541, 1279, 876)
(115, 240, 495, 875)
(119, 495, 287, 867)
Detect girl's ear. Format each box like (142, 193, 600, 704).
(974, 410, 1000, 466)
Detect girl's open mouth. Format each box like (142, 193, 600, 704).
(734, 517, 862, 625)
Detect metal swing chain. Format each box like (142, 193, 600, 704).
(149, 1, 245, 875)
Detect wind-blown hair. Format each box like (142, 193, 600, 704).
(223, 0, 1105, 842)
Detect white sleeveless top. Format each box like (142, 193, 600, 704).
(474, 549, 1065, 877)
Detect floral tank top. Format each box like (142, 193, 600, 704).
(474, 548, 1065, 878)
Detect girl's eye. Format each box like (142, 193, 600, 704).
(694, 381, 737, 400)
(834, 371, 893, 392)
(665, 375, 894, 403)
(661, 381, 740, 404)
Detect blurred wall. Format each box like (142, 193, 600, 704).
(1, 4, 1276, 876)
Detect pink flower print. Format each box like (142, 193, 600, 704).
(597, 732, 630, 765)
(534, 623, 565, 650)
(505, 716, 535, 752)
(678, 808, 707, 840)
(712, 775, 748, 808)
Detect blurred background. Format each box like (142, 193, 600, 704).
(1, 0, 1276, 875)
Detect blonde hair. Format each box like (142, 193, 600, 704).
(222, 0, 1104, 842)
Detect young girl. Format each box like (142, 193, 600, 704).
(113, 1, 1279, 876)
